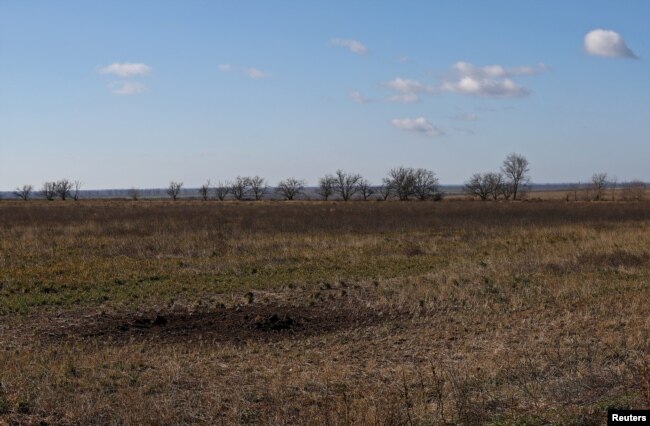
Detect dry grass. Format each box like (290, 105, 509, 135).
(1, 200, 649, 424)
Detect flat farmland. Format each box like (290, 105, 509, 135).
(1, 200, 649, 424)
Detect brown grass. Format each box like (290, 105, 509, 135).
(1, 200, 649, 424)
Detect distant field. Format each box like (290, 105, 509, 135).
(1, 200, 649, 424)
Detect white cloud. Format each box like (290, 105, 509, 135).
(330, 38, 367, 55)
(439, 61, 548, 98)
(384, 77, 436, 103)
(349, 90, 372, 104)
(391, 117, 444, 138)
(584, 29, 637, 58)
(244, 67, 270, 79)
(98, 62, 152, 77)
(108, 81, 147, 95)
(451, 113, 478, 122)
(218, 63, 232, 71)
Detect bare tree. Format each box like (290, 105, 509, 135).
(73, 180, 83, 201)
(357, 179, 374, 201)
(198, 180, 211, 201)
(385, 167, 416, 201)
(249, 176, 267, 201)
(501, 153, 530, 200)
(14, 185, 33, 201)
(334, 170, 362, 201)
(412, 168, 440, 200)
(167, 181, 183, 200)
(128, 187, 140, 201)
(464, 173, 491, 200)
(214, 181, 230, 201)
(485, 173, 504, 200)
(55, 179, 73, 200)
(591, 172, 608, 201)
(318, 175, 336, 200)
(276, 178, 305, 200)
(41, 182, 57, 201)
(621, 180, 646, 201)
(230, 176, 250, 201)
(377, 182, 392, 200)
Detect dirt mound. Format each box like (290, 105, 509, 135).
(36, 303, 399, 345)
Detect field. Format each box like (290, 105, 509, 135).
(1, 200, 649, 425)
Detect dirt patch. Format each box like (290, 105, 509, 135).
(36, 303, 402, 345)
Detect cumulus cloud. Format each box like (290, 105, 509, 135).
(98, 62, 152, 77)
(218, 63, 232, 71)
(384, 77, 436, 103)
(349, 90, 372, 104)
(439, 61, 548, 98)
(391, 117, 444, 138)
(108, 81, 147, 95)
(584, 29, 637, 58)
(451, 113, 478, 122)
(244, 67, 270, 79)
(330, 38, 367, 54)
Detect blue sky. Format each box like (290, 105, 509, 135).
(1, 1, 648, 189)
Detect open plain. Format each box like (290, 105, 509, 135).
(1, 200, 649, 424)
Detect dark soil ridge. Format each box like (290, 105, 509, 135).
(36, 303, 406, 344)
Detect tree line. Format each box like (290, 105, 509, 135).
(8, 153, 647, 201)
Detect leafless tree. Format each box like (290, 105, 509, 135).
(230, 176, 250, 201)
(334, 170, 362, 201)
(128, 187, 140, 200)
(412, 168, 440, 200)
(385, 167, 416, 201)
(318, 175, 336, 200)
(276, 178, 305, 200)
(14, 185, 33, 201)
(249, 176, 267, 200)
(357, 179, 374, 201)
(464, 173, 491, 200)
(167, 181, 183, 201)
(56, 179, 73, 200)
(485, 173, 504, 200)
(591, 172, 608, 201)
(377, 182, 392, 200)
(501, 153, 530, 200)
(41, 182, 57, 201)
(621, 180, 646, 201)
(198, 180, 211, 201)
(214, 181, 230, 201)
(73, 180, 83, 201)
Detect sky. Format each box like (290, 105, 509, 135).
(1, 0, 649, 190)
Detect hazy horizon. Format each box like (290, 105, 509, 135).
(1, 1, 649, 191)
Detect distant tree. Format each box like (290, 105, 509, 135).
(377, 182, 392, 200)
(198, 180, 211, 201)
(230, 176, 250, 201)
(621, 180, 646, 201)
(501, 153, 530, 200)
(385, 167, 416, 201)
(591, 172, 608, 201)
(334, 170, 362, 201)
(128, 187, 140, 201)
(412, 168, 440, 200)
(484, 172, 504, 200)
(73, 180, 83, 201)
(357, 178, 374, 201)
(276, 178, 305, 200)
(55, 179, 73, 200)
(14, 184, 33, 201)
(318, 175, 336, 200)
(41, 182, 57, 201)
(464, 173, 491, 200)
(167, 181, 183, 201)
(214, 181, 230, 201)
(249, 176, 267, 201)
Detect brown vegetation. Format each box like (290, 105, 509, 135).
(0, 200, 649, 424)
